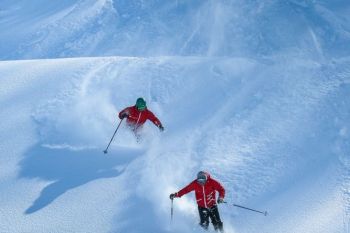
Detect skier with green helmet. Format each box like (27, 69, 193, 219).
(119, 98, 164, 135)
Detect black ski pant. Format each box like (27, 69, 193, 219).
(198, 205, 224, 232)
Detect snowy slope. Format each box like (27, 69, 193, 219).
(1, 0, 350, 233)
(1, 56, 349, 233)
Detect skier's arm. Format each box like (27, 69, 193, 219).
(119, 107, 130, 119)
(175, 181, 196, 198)
(146, 110, 163, 129)
(213, 179, 225, 199)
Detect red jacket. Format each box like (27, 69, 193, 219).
(119, 106, 162, 129)
(175, 173, 225, 208)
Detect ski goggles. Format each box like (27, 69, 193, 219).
(197, 177, 207, 185)
(137, 105, 146, 111)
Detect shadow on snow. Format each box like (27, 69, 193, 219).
(18, 144, 141, 214)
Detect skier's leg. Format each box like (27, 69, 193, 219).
(209, 205, 224, 232)
(133, 125, 143, 143)
(131, 128, 140, 142)
(198, 206, 209, 230)
(135, 132, 142, 143)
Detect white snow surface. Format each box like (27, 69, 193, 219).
(1, 1, 350, 233)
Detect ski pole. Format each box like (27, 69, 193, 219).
(103, 118, 124, 154)
(171, 199, 174, 222)
(233, 204, 268, 216)
(224, 202, 268, 216)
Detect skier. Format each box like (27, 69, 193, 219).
(169, 171, 225, 232)
(119, 98, 164, 138)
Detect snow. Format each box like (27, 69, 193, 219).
(1, 0, 350, 233)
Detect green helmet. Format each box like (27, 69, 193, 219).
(136, 98, 146, 110)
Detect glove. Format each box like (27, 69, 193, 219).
(121, 113, 129, 119)
(169, 193, 176, 200)
(158, 124, 164, 132)
(217, 197, 225, 204)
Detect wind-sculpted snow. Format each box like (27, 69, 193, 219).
(0, 56, 349, 232)
(1, 0, 350, 60)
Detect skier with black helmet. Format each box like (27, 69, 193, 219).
(119, 98, 164, 137)
(169, 171, 225, 232)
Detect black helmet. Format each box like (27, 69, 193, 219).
(197, 171, 208, 185)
